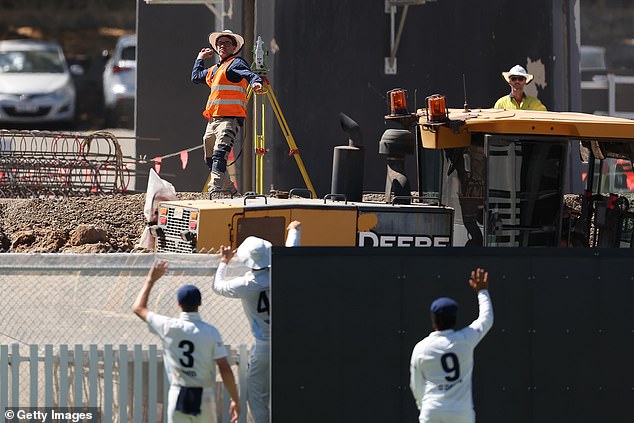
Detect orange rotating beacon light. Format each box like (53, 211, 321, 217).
(388, 88, 409, 116)
(425, 94, 449, 123)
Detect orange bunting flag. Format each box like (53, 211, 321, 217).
(180, 150, 189, 170)
(153, 157, 162, 174)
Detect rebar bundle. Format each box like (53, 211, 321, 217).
(0, 129, 132, 198)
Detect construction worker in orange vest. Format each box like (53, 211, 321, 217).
(192, 29, 263, 194)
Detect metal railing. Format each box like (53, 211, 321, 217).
(581, 73, 634, 119)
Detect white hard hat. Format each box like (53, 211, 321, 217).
(236, 236, 272, 270)
(502, 64, 534, 84)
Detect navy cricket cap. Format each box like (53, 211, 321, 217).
(430, 297, 458, 317)
(177, 285, 201, 307)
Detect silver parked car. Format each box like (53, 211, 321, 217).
(0, 39, 81, 127)
(102, 34, 136, 128)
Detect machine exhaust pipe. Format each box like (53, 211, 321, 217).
(331, 113, 365, 202)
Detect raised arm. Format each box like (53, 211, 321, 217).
(212, 246, 251, 297)
(132, 259, 168, 321)
(191, 48, 213, 84)
(468, 267, 494, 336)
(468, 267, 488, 291)
(285, 220, 301, 247)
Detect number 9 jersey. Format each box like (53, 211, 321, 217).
(409, 290, 493, 417)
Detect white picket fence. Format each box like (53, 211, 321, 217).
(0, 343, 249, 423)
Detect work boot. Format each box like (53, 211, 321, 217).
(222, 175, 240, 196)
(208, 171, 239, 196)
(207, 171, 223, 193)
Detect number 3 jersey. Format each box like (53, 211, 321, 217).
(147, 311, 228, 388)
(409, 290, 493, 412)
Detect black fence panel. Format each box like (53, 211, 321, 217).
(271, 248, 634, 423)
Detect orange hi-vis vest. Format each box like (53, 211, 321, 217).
(202, 56, 248, 119)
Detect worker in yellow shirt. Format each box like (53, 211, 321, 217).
(494, 65, 546, 111)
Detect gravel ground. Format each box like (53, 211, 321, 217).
(0, 192, 208, 253)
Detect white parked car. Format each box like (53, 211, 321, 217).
(102, 34, 136, 128)
(0, 39, 81, 127)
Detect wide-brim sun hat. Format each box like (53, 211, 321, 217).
(208, 29, 245, 53)
(236, 236, 272, 270)
(502, 64, 534, 84)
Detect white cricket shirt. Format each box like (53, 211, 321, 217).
(147, 311, 228, 388)
(409, 290, 493, 413)
(213, 227, 300, 343)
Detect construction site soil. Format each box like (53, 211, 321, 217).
(0, 193, 208, 253)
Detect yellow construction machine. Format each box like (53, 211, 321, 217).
(154, 93, 634, 252)
(154, 194, 453, 253)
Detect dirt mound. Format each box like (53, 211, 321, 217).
(0, 192, 208, 253)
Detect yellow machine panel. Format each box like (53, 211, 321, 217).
(285, 208, 358, 246)
(418, 108, 634, 149)
(156, 200, 245, 253)
(419, 124, 471, 149)
(155, 197, 453, 253)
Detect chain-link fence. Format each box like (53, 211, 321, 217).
(0, 253, 255, 413)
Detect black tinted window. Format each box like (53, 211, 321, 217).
(120, 46, 136, 61)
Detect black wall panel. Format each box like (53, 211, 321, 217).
(137, 0, 578, 194)
(272, 0, 570, 195)
(272, 248, 634, 423)
(271, 253, 403, 422)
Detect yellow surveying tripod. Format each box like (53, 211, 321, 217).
(246, 36, 316, 198)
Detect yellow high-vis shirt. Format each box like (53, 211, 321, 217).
(494, 93, 546, 111)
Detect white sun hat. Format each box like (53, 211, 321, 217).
(236, 236, 272, 270)
(208, 29, 245, 53)
(502, 64, 534, 84)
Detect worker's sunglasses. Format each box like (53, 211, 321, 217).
(510, 76, 526, 82)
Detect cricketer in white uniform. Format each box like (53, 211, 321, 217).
(133, 259, 240, 423)
(409, 268, 493, 423)
(213, 221, 301, 423)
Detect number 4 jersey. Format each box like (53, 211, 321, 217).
(147, 311, 228, 388)
(409, 290, 493, 413)
(212, 227, 300, 343)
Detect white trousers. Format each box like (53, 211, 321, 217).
(419, 408, 475, 423)
(166, 386, 216, 423)
(247, 340, 270, 423)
